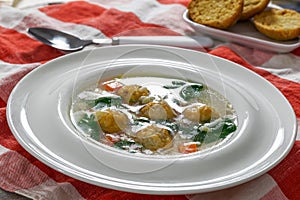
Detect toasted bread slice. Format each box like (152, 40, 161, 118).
(188, 0, 244, 29)
(240, 0, 270, 21)
(254, 9, 300, 40)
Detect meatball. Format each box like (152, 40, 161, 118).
(95, 109, 129, 133)
(182, 105, 219, 123)
(116, 85, 150, 105)
(139, 101, 176, 121)
(134, 124, 173, 151)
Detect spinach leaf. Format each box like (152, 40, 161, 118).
(163, 80, 186, 89)
(159, 120, 179, 132)
(133, 117, 151, 126)
(172, 80, 186, 86)
(193, 130, 207, 143)
(180, 84, 204, 101)
(114, 140, 146, 153)
(178, 124, 199, 138)
(193, 118, 237, 143)
(212, 118, 237, 138)
(78, 114, 100, 140)
(114, 140, 136, 149)
(94, 96, 122, 108)
(163, 85, 182, 89)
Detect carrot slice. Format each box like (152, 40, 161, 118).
(101, 80, 123, 92)
(105, 134, 121, 143)
(178, 142, 198, 154)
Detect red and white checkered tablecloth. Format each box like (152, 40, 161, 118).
(0, 1, 299, 199)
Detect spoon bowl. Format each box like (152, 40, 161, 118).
(28, 28, 97, 51)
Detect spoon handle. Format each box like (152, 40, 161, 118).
(114, 36, 213, 49)
(93, 36, 213, 49)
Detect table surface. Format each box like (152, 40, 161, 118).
(10, 0, 300, 11)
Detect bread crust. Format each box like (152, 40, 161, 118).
(254, 9, 300, 40)
(240, 0, 270, 21)
(188, 0, 244, 29)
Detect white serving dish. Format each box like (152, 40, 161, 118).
(6, 45, 297, 194)
(183, 8, 300, 53)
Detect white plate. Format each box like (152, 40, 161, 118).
(183, 8, 300, 53)
(7, 45, 297, 194)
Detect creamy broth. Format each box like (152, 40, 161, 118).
(71, 76, 237, 155)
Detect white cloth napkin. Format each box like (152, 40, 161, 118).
(0, 0, 14, 6)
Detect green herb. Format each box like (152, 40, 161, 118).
(180, 84, 204, 101)
(193, 118, 237, 143)
(78, 114, 100, 140)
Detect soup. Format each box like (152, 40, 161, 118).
(71, 76, 237, 155)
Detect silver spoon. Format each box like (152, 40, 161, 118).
(28, 27, 213, 51)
